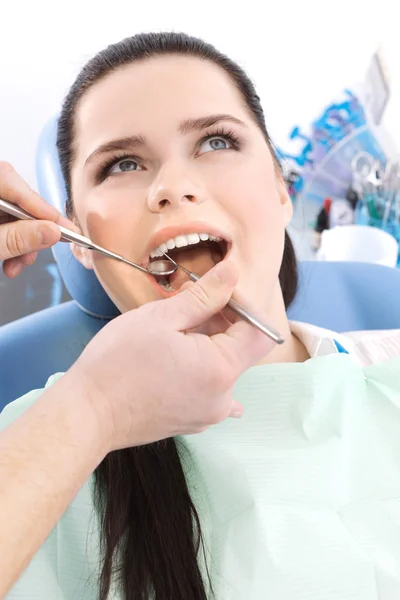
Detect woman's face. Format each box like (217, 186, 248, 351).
(70, 56, 292, 314)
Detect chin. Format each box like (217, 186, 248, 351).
(117, 289, 161, 313)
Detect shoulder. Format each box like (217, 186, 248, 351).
(290, 321, 400, 365)
(341, 329, 400, 365)
(0, 373, 65, 430)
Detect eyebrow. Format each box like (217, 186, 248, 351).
(84, 114, 246, 166)
(178, 113, 246, 134)
(85, 135, 146, 166)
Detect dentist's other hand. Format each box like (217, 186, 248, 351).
(0, 162, 77, 277)
(69, 260, 276, 451)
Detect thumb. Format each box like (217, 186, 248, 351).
(153, 260, 239, 331)
(212, 319, 276, 375)
(0, 220, 61, 260)
(229, 400, 244, 419)
(178, 279, 195, 293)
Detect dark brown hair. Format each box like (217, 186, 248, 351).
(57, 31, 298, 600)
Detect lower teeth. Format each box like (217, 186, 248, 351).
(159, 280, 175, 292)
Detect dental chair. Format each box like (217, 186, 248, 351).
(1, 117, 400, 411)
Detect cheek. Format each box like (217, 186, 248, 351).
(81, 188, 143, 247)
(216, 161, 286, 305)
(73, 187, 158, 312)
(93, 260, 159, 313)
(219, 161, 285, 243)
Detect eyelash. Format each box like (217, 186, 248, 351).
(95, 126, 242, 183)
(96, 153, 142, 184)
(196, 127, 241, 152)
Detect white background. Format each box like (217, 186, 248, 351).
(0, 0, 397, 190)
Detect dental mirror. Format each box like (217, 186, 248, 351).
(147, 260, 178, 277)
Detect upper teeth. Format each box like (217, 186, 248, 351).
(150, 233, 222, 258)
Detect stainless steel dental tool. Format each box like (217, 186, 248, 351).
(1, 197, 285, 344)
(160, 250, 285, 344)
(0, 198, 177, 277)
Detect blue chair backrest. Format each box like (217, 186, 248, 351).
(36, 117, 119, 320)
(1, 116, 400, 411)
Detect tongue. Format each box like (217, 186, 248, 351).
(169, 245, 222, 288)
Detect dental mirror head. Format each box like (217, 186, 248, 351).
(147, 260, 178, 277)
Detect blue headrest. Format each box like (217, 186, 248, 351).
(36, 117, 119, 319)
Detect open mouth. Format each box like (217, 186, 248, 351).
(148, 232, 229, 292)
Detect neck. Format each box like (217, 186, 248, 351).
(258, 327, 310, 365)
(257, 284, 310, 365)
(192, 281, 309, 364)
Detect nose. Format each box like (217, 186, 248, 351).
(147, 161, 205, 213)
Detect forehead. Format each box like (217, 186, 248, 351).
(74, 56, 249, 159)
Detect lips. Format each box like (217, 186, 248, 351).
(139, 223, 231, 294)
(141, 223, 231, 268)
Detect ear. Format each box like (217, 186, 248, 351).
(276, 174, 293, 227)
(70, 242, 94, 270)
(64, 209, 95, 270)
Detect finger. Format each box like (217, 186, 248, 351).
(56, 214, 81, 233)
(153, 260, 239, 330)
(0, 213, 16, 225)
(0, 219, 61, 261)
(180, 275, 246, 327)
(3, 257, 25, 278)
(178, 280, 195, 293)
(221, 284, 260, 325)
(189, 312, 232, 336)
(212, 319, 277, 375)
(0, 162, 80, 234)
(179, 279, 233, 335)
(0, 162, 62, 222)
(229, 400, 244, 419)
(20, 251, 38, 266)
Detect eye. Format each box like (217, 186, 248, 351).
(95, 154, 145, 184)
(199, 136, 231, 154)
(109, 158, 142, 175)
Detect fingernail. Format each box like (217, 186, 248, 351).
(232, 410, 243, 419)
(37, 225, 54, 245)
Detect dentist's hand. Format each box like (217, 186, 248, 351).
(0, 259, 276, 596)
(0, 162, 77, 277)
(69, 260, 275, 451)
